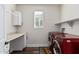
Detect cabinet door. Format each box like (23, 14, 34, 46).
(0, 5, 5, 54)
(13, 11, 22, 26)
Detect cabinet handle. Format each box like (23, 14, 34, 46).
(5, 42, 9, 45)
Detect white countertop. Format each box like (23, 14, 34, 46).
(6, 32, 25, 42)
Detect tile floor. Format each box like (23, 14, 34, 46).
(11, 47, 48, 54)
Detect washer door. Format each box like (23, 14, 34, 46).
(53, 40, 61, 54)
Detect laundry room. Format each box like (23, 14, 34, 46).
(0, 4, 79, 54)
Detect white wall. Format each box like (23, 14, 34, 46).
(16, 4, 61, 47)
(61, 4, 79, 21)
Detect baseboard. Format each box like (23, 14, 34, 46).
(10, 50, 22, 54)
(26, 44, 49, 47)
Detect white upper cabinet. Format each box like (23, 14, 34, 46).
(12, 11, 22, 26)
(61, 4, 79, 22)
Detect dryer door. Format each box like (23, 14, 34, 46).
(53, 40, 61, 54)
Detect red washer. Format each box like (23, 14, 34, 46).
(49, 32, 79, 54)
(61, 38, 79, 54)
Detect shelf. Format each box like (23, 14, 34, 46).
(6, 32, 25, 42)
(55, 18, 79, 26)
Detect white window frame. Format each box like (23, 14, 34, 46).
(34, 11, 44, 28)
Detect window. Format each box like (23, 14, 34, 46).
(34, 11, 44, 28)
